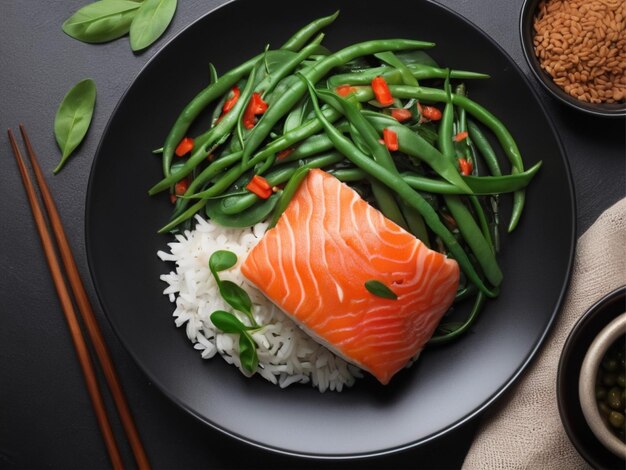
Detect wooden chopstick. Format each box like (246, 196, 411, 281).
(8, 126, 150, 470)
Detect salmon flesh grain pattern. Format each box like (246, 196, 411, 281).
(241, 169, 460, 384)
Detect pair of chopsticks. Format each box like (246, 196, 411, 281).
(8, 125, 150, 470)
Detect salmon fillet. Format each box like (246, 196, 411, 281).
(241, 169, 460, 384)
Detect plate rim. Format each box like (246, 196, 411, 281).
(84, 0, 578, 459)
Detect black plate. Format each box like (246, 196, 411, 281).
(86, 0, 575, 458)
(558, 287, 626, 469)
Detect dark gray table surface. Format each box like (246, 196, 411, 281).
(1, 1, 624, 468)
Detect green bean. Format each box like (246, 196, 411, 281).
(150, 62, 260, 195)
(241, 39, 436, 165)
(399, 202, 430, 247)
(175, 109, 342, 216)
(159, 59, 257, 179)
(454, 83, 472, 161)
(467, 119, 502, 176)
(268, 167, 310, 228)
(469, 195, 494, 250)
(444, 195, 502, 286)
(453, 84, 494, 251)
(302, 75, 497, 298)
(280, 11, 339, 52)
(327, 64, 489, 88)
(159, 13, 338, 179)
(209, 63, 218, 84)
(161, 40, 326, 192)
(465, 118, 503, 250)
(158, 199, 207, 234)
(191, 111, 340, 194)
(259, 41, 327, 100)
(364, 115, 472, 193)
(369, 182, 408, 229)
(385, 84, 527, 232)
(170, 151, 244, 219)
(401, 162, 541, 194)
(220, 152, 344, 214)
(227, 35, 327, 150)
(438, 73, 456, 164)
(428, 292, 486, 345)
(330, 167, 365, 182)
(255, 152, 276, 176)
(455, 284, 477, 302)
(281, 133, 335, 161)
(249, 105, 342, 164)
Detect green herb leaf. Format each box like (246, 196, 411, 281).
(53, 79, 97, 174)
(208, 250, 237, 275)
(239, 333, 258, 372)
(219, 280, 253, 316)
(364, 280, 398, 300)
(129, 0, 177, 52)
(62, 0, 141, 43)
(210, 310, 246, 334)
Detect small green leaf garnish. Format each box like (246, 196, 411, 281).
(239, 334, 259, 373)
(62, 0, 142, 44)
(129, 0, 177, 52)
(209, 250, 257, 326)
(210, 310, 247, 334)
(208, 250, 237, 274)
(364, 280, 398, 300)
(219, 280, 253, 316)
(210, 311, 258, 373)
(53, 78, 97, 174)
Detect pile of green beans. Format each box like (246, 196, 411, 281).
(149, 12, 541, 344)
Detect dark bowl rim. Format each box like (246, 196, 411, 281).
(557, 286, 626, 467)
(519, 0, 626, 118)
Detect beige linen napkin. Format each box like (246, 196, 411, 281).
(463, 198, 626, 469)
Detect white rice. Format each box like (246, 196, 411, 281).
(157, 215, 362, 392)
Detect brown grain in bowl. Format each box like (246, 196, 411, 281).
(533, 0, 626, 104)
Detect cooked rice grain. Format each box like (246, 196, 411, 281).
(158, 215, 361, 392)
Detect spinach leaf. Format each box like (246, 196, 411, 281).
(53, 79, 96, 174)
(129, 0, 177, 52)
(364, 280, 398, 300)
(62, 0, 142, 43)
(239, 333, 259, 373)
